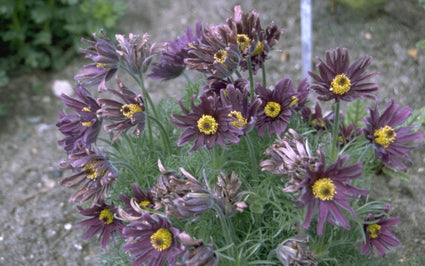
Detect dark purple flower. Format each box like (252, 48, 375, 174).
(361, 204, 400, 257)
(59, 149, 118, 206)
(97, 76, 146, 142)
(309, 47, 379, 102)
(74, 30, 119, 91)
(185, 24, 241, 79)
(219, 79, 261, 134)
(149, 21, 204, 81)
(301, 103, 333, 131)
(76, 198, 123, 248)
(119, 183, 156, 217)
(56, 85, 102, 154)
(255, 78, 295, 136)
(294, 148, 369, 235)
(116, 33, 167, 76)
(338, 122, 362, 146)
(276, 235, 317, 266)
(170, 94, 243, 152)
(122, 212, 182, 266)
(213, 171, 248, 216)
(288, 78, 310, 112)
(178, 232, 218, 266)
(363, 99, 424, 171)
(227, 5, 283, 74)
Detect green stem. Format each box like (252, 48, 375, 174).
(244, 134, 258, 184)
(246, 56, 254, 96)
(213, 205, 236, 264)
(261, 63, 267, 87)
(147, 115, 173, 154)
(331, 101, 340, 160)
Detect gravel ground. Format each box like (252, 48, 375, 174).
(1, 0, 424, 265)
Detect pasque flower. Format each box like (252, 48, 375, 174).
(309, 47, 379, 102)
(122, 212, 182, 266)
(361, 204, 400, 257)
(59, 149, 118, 206)
(363, 99, 424, 171)
(97, 76, 146, 142)
(294, 148, 368, 235)
(301, 102, 333, 131)
(74, 30, 119, 91)
(178, 232, 218, 266)
(57, 85, 102, 154)
(226, 5, 283, 74)
(276, 234, 317, 266)
(170, 94, 243, 152)
(76, 198, 123, 248)
(149, 21, 204, 80)
(255, 78, 295, 136)
(119, 183, 156, 218)
(213, 171, 248, 216)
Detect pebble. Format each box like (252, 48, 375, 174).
(52, 80, 73, 97)
(74, 243, 82, 250)
(64, 223, 72, 231)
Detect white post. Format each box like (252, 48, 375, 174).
(301, 0, 312, 80)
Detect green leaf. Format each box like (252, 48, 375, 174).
(416, 39, 425, 52)
(381, 166, 411, 181)
(345, 99, 368, 127)
(30, 6, 53, 24)
(33, 31, 52, 45)
(403, 105, 425, 127)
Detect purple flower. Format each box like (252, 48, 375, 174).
(309, 47, 379, 102)
(301, 103, 333, 131)
(276, 235, 317, 266)
(213, 171, 248, 216)
(185, 25, 241, 79)
(116, 33, 167, 76)
(170, 94, 243, 152)
(338, 122, 362, 146)
(363, 99, 424, 171)
(122, 212, 182, 266)
(119, 183, 156, 218)
(59, 149, 118, 206)
(97, 76, 146, 142)
(361, 204, 400, 257)
(149, 21, 204, 81)
(56, 85, 102, 154)
(227, 5, 283, 74)
(255, 78, 295, 136)
(288, 78, 310, 112)
(76, 198, 123, 248)
(178, 232, 218, 266)
(294, 148, 369, 235)
(74, 30, 119, 91)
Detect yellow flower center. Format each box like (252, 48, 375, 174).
(83, 162, 106, 180)
(96, 62, 111, 70)
(121, 104, 143, 119)
(99, 208, 114, 225)
(374, 125, 396, 148)
(237, 34, 250, 52)
(252, 41, 264, 56)
(366, 223, 381, 239)
(139, 200, 151, 208)
(264, 101, 281, 118)
(150, 228, 173, 251)
(289, 96, 299, 107)
(197, 115, 219, 135)
(214, 49, 227, 65)
(82, 107, 91, 112)
(312, 178, 336, 200)
(229, 111, 247, 127)
(81, 121, 92, 127)
(330, 74, 351, 95)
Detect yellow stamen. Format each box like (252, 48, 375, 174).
(229, 111, 247, 127)
(330, 74, 351, 95)
(150, 228, 172, 251)
(366, 224, 381, 239)
(237, 34, 250, 52)
(81, 121, 92, 127)
(264, 102, 281, 118)
(312, 178, 336, 200)
(139, 200, 151, 208)
(82, 107, 91, 112)
(374, 125, 396, 148)
(121, 104, 143, 119)
(289, 96, 299, 107)
(99, 208, 114, 225)
(197, 115, 218, 135)
(83, 162, 106, 180)
(252, 41, 264, 56)
(214, 49, 227, 65)
(96, 62, 110, 70)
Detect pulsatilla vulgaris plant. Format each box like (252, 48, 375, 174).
(56, 5, 424, 265)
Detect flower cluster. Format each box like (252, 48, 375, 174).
(55, 4, 424, 265)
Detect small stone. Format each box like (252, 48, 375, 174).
(52, 80, 73, 97)
(364, 32, 372, 40)
(74, 243, 82, 250)
(64, 223, 72, 231)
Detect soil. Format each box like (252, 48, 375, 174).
(1, 0, 424, 265)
